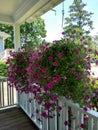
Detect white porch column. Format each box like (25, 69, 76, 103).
(14, 24, 20, 51)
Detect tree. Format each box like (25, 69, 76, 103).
(93, 35, 98, 54)
(64, 0, 93, 36)
(0, 17, 46, 49)
(94, 35, 98, 48)
(20, 17, 47, 50)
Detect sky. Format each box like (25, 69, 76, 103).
(41, 0, 98, 42)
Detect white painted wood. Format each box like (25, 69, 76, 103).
(42, 117, 48, 130)
(58, 98, 67, 130)
(1, 79, 98, 130)
(14, 24, 20, 51)
(0, 32, 9, 53)
(88, 118, 93, 130)
(93, 119, 98, 130)
(48, 111, 56, 130)
(18, 93, 98, 130)
(0, 0, 63, 24)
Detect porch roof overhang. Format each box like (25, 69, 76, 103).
(0, 0, 63, 25)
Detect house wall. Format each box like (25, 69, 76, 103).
(0, 37, 4, 53)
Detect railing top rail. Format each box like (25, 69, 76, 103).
(63, 97, 98, 118)
(0, 77, 8, 80)
(0, 77, 8, 82)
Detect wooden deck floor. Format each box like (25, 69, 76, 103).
(0, 107, 39, 130)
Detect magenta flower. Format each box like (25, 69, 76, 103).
(41, 112, 48, 118)
(64, 121, 68, 126)
(36, 109, 39, 113)
(74, 49, 79, 54)
(86, 55, 91, 61)
(48, 56, 53, 61)
(86, 97, 90, 103)
(96, 60, 98, 65)
(72, 29, 77, 34)
(96, 51, 98, 55)
(71, 68, 76, 74)
(31, 113, 34, 118)
(85, 86, 90, 90)
(63, 76, 67, 81)
(34, 63, 39, 68)
(52, 96, 57, 102)
(62, 31, 65, 35)
(41, 68, 47, 73)
(9, 50, 16, 57)
(80, 124, 86, 128)
(77, 73, 82, 79)
(92, 80, 95, 85)
(80, 36, 85, 41)
(53, 40, 59, 44)
(53, 61, 58, 67)
(37, 118, 42, 122)
(47, 77, 51, 81)
(45, 103, 52, 110)
(86, 77, 90, 83)
(83, 106, 88, 111)
(47, 82, 54, 89)
(88, 48, 92, 52)
(84, 117, 89, 122)
(75, 59, 80, 63)
(57, 53, 63, 58)
(37, 73, 42, 78)
(57, 106, 62, 112)
(37, 51, 43, 57)
(40, 45, 45, 50)
(48, 115, 54, 118)
(53, 75, 61, 83)
(28, 98, 33, 103)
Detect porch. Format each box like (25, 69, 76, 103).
(0, 78, 98, 130)
(0, 77, 39, 130)
(0, 107, 39, 130)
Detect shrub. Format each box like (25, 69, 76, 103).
(0, 60, 7, 77)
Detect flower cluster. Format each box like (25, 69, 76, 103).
(6, 49, 29, 92)
(7, 31, 98, 122)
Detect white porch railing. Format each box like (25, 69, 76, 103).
(0, 77, 18, 109)
(0, 51, 5, 60)
(0, 77, 98, 129)
(19, 92, 98, 130)
(0, 49, 14, 60)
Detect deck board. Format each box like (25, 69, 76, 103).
(0, 107, 39, 130)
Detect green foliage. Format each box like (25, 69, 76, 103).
(8, 51, 29, 88)
(0, 17, 46, 49)
(38, 38, 90, 105)
(93, 35, 98, 51)
(64, 0, 93, 36)
(89, 78, 98, 111)
(95, 55, 98, 59)
(20, 17, 47, 50)
(0, 24, 14, 48)
(0, 61, 7, 77)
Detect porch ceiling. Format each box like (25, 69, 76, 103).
(0, 0, 63, 25)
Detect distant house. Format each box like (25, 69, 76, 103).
(0, 31, 10, 53)
(0, 32, 10, 60)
